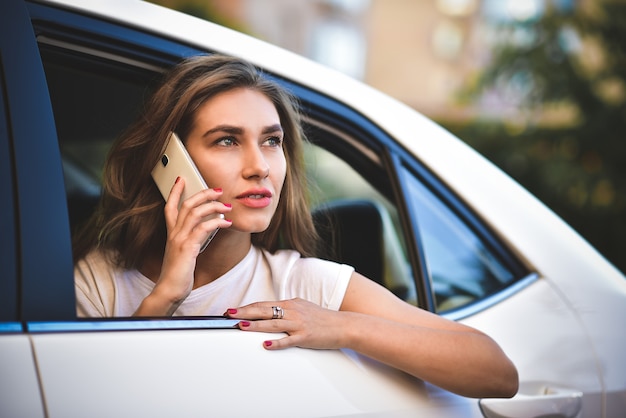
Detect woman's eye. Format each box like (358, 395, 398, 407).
(265, 136, 283, 147)
(216, 137, 236, 146)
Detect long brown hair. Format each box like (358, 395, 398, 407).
(73, 54, 319, 268)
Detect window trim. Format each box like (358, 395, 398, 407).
(443, 273, 538, 321)
(26, 317, 240, 333)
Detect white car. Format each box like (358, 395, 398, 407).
(1, 0, 624, 417)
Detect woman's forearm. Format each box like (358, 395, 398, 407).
(340, 311, 519, 398)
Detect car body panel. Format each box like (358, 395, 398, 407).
(31, 329, 479, 418)
(0, 335, 46, 418)
(462, 279, 602, 417)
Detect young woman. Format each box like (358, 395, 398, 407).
(74, 54, 518, 399)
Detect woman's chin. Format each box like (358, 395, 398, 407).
(229, 220, 272, 235)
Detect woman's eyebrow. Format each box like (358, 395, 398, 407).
(262, 124, 283, 134)
(202, 124, 283, 137)
(203, 125, 243, 137)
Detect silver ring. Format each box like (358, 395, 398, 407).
(272, 306, 284, 319)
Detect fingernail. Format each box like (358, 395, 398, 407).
(225, 219, 232, 223)
(240, 321, 250, 327)
(227, 308, 237, 315)
(214, 188, 223, 192)
(175, 176, 180, 184)
(224, 203, 232, 208)
(264, 340, 272, 347)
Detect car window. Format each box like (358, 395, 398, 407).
(400, 165, 521, 313)
(36, 23, 524, 318)
(38, 39, 420, 309)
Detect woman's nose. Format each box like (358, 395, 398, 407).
(242, 146, 270, 179)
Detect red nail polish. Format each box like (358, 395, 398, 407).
(175, 176, 180, 184)
(225, 219, 232, 223)
(240, 321, 250, 327)
(227, 308, 237, 315)
(214, 188, 222, 192)
(224, 203, 232, 208)
(264, 340, 272, 347)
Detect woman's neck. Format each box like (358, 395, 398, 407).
(193, 232, 252, 288)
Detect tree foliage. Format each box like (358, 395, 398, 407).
(444, 2, 626, 274)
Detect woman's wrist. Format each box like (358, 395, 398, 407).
(134, 284, 188, 316)
(336, 311, 367, 350)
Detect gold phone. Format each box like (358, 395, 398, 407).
(151, 132, 223, 251)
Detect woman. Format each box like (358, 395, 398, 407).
(74, 54, 518, 399)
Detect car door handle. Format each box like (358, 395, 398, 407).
(479, 382, 583, 418)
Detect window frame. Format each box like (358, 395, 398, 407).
(2, 0, 75, 327)
(396, 156, 537, 319)
(0, 50, 19, 327)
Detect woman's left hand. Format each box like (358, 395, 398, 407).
(224, 298, 348, 350)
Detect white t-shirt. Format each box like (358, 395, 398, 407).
(75, 245, 354, 317)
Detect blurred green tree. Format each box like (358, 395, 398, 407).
(445, 2, 626, 274)
(147, 1, 250, 35)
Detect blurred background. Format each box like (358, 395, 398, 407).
(149, 0, 626, 275)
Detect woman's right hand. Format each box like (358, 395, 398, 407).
(134, 177, 232, 316)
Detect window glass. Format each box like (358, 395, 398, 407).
(304, 143, 417, 304)
(401, 167, 516, 312)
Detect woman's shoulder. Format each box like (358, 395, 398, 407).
(258, 247, 301, 264)
(258, 247, 354, 309)
(259, 247, 354, 283)
(260, 247, 353, 271)
(74, 249, 125, 288)
(76, 248, 118, 271)
(74, 249, 124, 317)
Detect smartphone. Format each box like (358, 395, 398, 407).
(151, 132, 223, 251)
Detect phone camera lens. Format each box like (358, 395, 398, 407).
(161, 155, 169, 167)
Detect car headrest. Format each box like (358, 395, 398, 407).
(312, 199, 415, 301)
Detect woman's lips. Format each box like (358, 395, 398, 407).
(236, 189, 272, 208)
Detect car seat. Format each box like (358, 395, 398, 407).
(312, 199, 415, 301)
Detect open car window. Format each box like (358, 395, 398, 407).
(38, 25, 528, 320)
(39, 34, 423, 309)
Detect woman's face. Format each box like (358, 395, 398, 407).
(184, 87, 286, 234)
